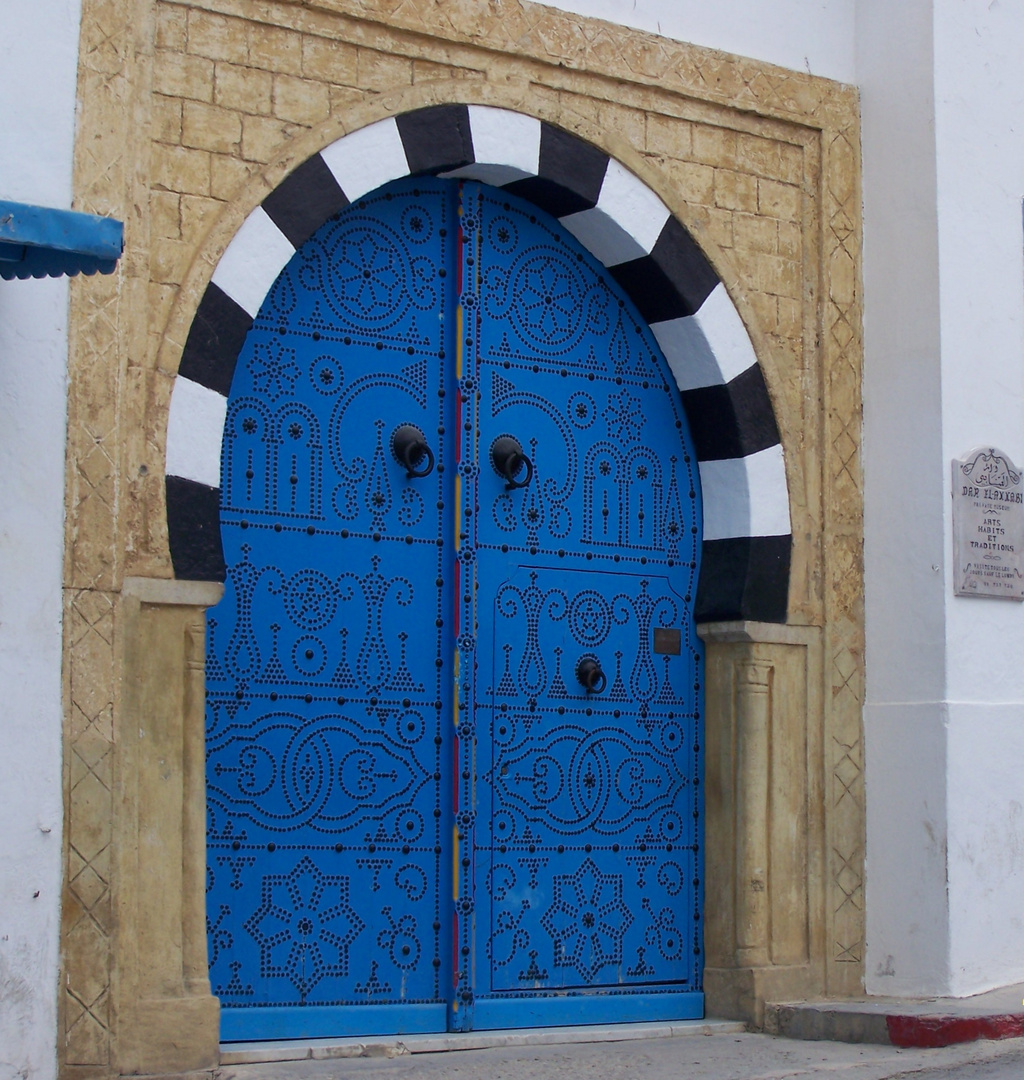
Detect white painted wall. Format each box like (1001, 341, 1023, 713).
(541, 0, 857, 83)
(0, 2, 83, 1078)
(932, 0, 1024, 995)
(863, 0, 1024, 997)
(858, 0, 953, 996)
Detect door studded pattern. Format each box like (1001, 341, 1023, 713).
(206, 178, 703, 1040)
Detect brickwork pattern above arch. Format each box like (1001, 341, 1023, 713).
(164, 103, 793, 623)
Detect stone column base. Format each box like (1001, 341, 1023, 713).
(705, 964, 822, 1028)
(124, 996, 220, 1075)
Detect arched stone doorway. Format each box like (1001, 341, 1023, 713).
(58, 8, 866, 1071)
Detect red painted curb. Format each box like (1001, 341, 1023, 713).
(886, 1012, 1024, 1049)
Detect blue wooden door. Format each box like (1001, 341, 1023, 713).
(206, 178, 703, 1040)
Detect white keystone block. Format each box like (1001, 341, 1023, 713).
(442, 106, 542, 186)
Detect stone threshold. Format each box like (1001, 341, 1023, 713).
(220, 1018, 746, 1064)
(766, 980, 1024, 1048)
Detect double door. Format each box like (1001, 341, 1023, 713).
(205, 178, 704, 1039)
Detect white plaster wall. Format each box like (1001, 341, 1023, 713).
(864, 704, 949, 994)
(541, 0, 857, 84)
(857, 0, 954, 996)
(0, 2, 83, 1078)
(934, 0, 1024, 703)
(946, 706, 1024, 994)
(932, 0, 1024, 994)
(862, 0, 1024, 997)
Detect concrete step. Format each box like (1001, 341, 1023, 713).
(219, 1018, 746, 1064)
(765, 981, 1024, 1048)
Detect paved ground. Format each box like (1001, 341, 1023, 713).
(219, 1031, 1024, 1080)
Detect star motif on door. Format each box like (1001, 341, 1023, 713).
(520, 258, 575, 337)
(249, 343, 300, 402)
(602, 389, 645, 443)
(283, 569, 337, 630)
(244, 855, 365, 1000)
(337, 232, 401, 313)
(540, 857, 633, 981)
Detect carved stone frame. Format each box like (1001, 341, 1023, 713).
(61, 2, 863, 1074)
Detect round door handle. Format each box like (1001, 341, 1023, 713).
(391, 424, 435, 479)
(490, 435, 534, 490)
(575, 656, 607, 694)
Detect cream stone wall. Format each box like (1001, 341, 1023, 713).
(63, 2, 863, 1074)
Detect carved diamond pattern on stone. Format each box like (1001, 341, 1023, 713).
(821, 104, 866, 994)
(69, 861, 110, 912)
(829, 311, 855, 351)
(831, 646, 861, 706)
(71, 588, 115, 638)
(71, 730, 112, 780)
(78, 440, 117, 497)
(834, 938, 862, 963)
(833, 846, 863, 913)
(64, 915, 111, 1064)
(65, 984, 110, 1066)
(68, 770, 113, 865)
(832, 426, 858, 477)
(833, 738, 862, 808)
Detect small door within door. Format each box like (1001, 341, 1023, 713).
(205, 178, 703, 1040)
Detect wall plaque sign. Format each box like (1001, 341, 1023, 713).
(952, 446, 1024, 600)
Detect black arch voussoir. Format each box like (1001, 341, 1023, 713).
(166, 476, 227, 582)
(681, 363, 781, 462)
(397, 104, 474, 175)
(178, 283, 252, 398)
(505, 124, 609, 218)
(610, 215, 719, 324)
(263, 153, 349, 248)
(696, 535, 791, 623)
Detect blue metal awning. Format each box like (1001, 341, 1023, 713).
(0, 200, 123, 280)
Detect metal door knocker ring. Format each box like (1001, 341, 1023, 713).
(575, 656, 607, 694)
(490, 434, 534, 490)
(391, 423, 435, 478)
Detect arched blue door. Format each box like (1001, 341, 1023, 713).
(205, 178, 704, 1040)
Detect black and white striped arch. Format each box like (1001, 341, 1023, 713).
(165, 104, 792, 623)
